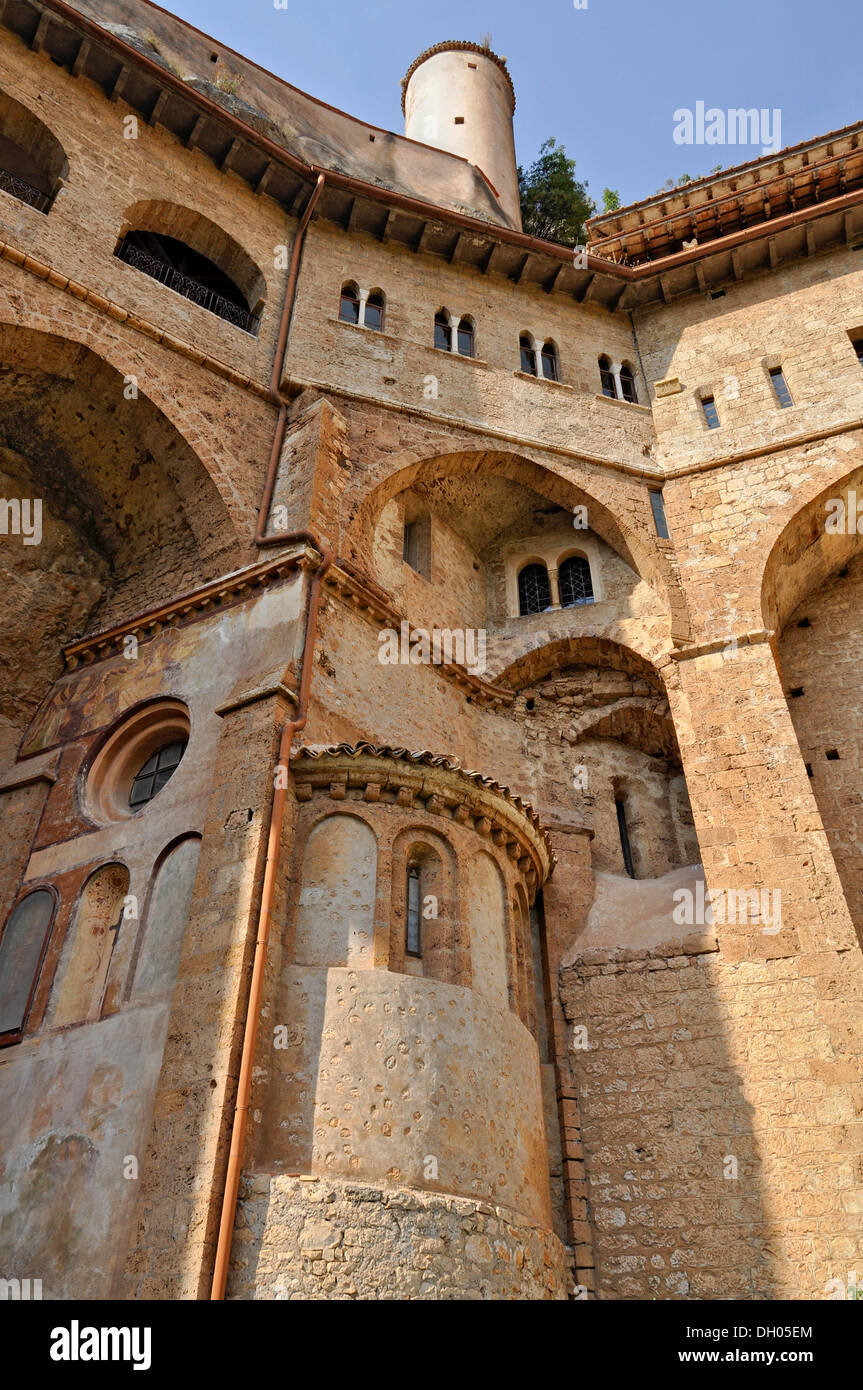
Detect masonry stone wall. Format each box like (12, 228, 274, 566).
(228, 1175, 570, 1300)
(1, 5, 863, 1305)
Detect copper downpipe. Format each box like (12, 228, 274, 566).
(210, 174, 329, 1301)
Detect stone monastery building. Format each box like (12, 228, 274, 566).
(1, 0, 862, 1303)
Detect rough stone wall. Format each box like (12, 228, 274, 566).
(284, 220, 654, 470)
(228, 1175, 570, 1300)
(779, 553, 863, 945)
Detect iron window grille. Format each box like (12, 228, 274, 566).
(0, 167, 52, 213)
(129, 740, 187, 810)
(518, 563, 552, 616)
(115, 235, 259, 334)
(558, 555, 594, 607)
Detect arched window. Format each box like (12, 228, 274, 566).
(0, 93, 67, 215)
(339, 281, 360, 324)
(558, 554, 594, 607)
(364, 288, 386, 331)
(457, 316, 475, 357)
(518, 562, 551, 616)
(0, 888, 57, 1045)
(115, 230, 259, 333)
(520, 334, 537, 376)
(435, 309, 452, 351)
(619, 362, 638, 403)
(599, 355, 616, 398)
(540, 340, 559, 381)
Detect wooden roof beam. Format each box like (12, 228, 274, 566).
(148, 88, 169, 127)
(71, 35, 90, 75)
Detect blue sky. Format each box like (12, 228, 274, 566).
(160, 0, 862, 209)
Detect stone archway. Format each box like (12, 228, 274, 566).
(345, 448, 691, 643)
(0, 327, 245, 766)
(762, 463, 863, 943)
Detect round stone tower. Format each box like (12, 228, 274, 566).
(402, 40, 522, 230)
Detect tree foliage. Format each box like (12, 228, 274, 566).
(517, 138, 594, 247)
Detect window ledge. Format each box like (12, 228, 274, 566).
(430, 345, 491, 368)
(594, 392, 651, 414)
(333, 316, 398, 343)
(514, 371, 572, 391)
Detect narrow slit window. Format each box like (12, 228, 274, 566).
(701, 395, 720, 429)
(852, 337, 863, 366)
(520, 335, 537, 376)
(769, 366, 793, 408)
(616, 798, 635, 879)
(649, 489, 670, 539)
(403, 521, 418, 569)
(406, 865, 422, 957)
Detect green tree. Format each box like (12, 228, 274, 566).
(601, 187, 621, 213)
(517, 138, 594, 246)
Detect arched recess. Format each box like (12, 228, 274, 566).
(347, 449, 689, 640)
(0, 886, 58, 1044)
(130, 836, 202, 1004)
(0, 326, 245, 765)
(762, 466, 863, 943)
(116, 200, 266, 322)
(293, 813, 377, 967)
(0, 90, 68, 211)
(496, 634, 671, 695)
(761, 461, 863, 637)
(388, 826, 458, 983)
(467, 852, 509, 1010)
(497, 635, 700, 943)
(51, 863, 130, 1027)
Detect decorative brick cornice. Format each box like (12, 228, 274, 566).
(62, 545, 314, 669)
(291, 743, 554, 889)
